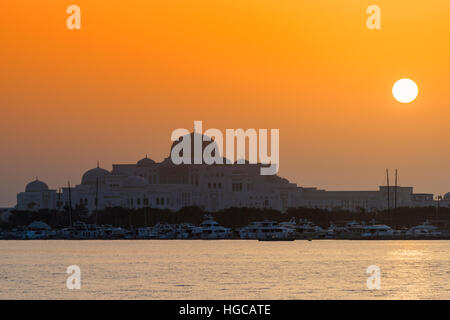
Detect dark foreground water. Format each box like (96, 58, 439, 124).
(1, 240, 449, 299)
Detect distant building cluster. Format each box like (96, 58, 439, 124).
(16, 134, 450, 213)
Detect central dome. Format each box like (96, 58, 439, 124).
(81, 166, 109, 185)
(168, 132, 225, 164)
(137, 155, 155, 166)
(25, 179, 49, 192)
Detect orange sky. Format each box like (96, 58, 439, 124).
(1, 0, 449, 206)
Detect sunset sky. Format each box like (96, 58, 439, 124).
(1, 0, 449, 206)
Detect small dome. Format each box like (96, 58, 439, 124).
(137, 155, 155, 166)
(123, 176, 148, 188)
(81, 166, 109, 185)
(25, 179, 49, 192)
(444, 193, 450, 200)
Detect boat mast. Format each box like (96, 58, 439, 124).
(95, 176, 99, 224)
(386, 169, 390, 214)
(68, 180, 73, 227)
(394, 169, 398, 210)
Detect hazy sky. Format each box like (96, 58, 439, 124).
(1, 1, 449, 206)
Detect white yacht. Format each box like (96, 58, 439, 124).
(295, 218, 325, 238)
(325, 224, 337, 239)
(151, 223, 176, 239)
(174, 223, 199, 239)
(59, 222, 107, 239)
(278, 218, 297, 230)
(239, 220, 295, 240)
(137, 226, 158, 239)
(325, 221, 394, 239)
(406, 221, 442, 238)
(196, 215, 231, 239)
(346, 221, 394, 238)
(325, 223, 349, 239)
(278, 218, 324, 239)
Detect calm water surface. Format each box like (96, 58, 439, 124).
(1, 240, 449, 299)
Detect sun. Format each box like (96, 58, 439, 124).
(392, 79, 418, 103)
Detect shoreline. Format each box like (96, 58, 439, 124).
(2, 237, 450, 241)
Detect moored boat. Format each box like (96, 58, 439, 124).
(195, 215, 231, 239)
(240, 220, 295, 240)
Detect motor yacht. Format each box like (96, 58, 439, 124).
(196, 215, 231, 239)
(406, 220, 442, 238)
(240, 220, 294, 240)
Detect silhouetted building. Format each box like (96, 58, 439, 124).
(16, 179, 58, 211)
(16, 134, 448, 213)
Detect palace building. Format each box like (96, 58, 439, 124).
(16, 133, 448, 213)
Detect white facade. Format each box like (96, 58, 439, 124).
(15, 134, 447, 213)
(295, 186, 435, 212)
(439, 193, 450, 209)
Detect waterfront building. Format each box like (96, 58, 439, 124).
(16, 179, 58, 211)
(15, 133, 446, 213)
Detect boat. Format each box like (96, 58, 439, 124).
(240, 220, 295, 240)
(406, 220, 442, 238)
(324, 221, 395, 239)
(137, 227, 156, 239)
(345, 221, 394, 238)
(278, 217, 297, 230)
(22, 221, 55, 239)
(174, 223, 199, 239)
(278, 217, 325, 239)
(151, 223, 176, 239)
(331, 221, 395, 239)
(325, 223, 337, 239)
(294, 218, 325, 239)
(195, 215, 231, 239)
(59, 222, 108, 239)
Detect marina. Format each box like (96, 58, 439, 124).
(1, 215, 450, 240)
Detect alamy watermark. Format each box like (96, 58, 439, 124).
(66, 265, 81, 290)
(66, 5, 81, 30)
(366, 265, 381, 290)
(366, 5, 381, 30)
(170, 121, 279, 175)
(66, 5, 381, 31)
